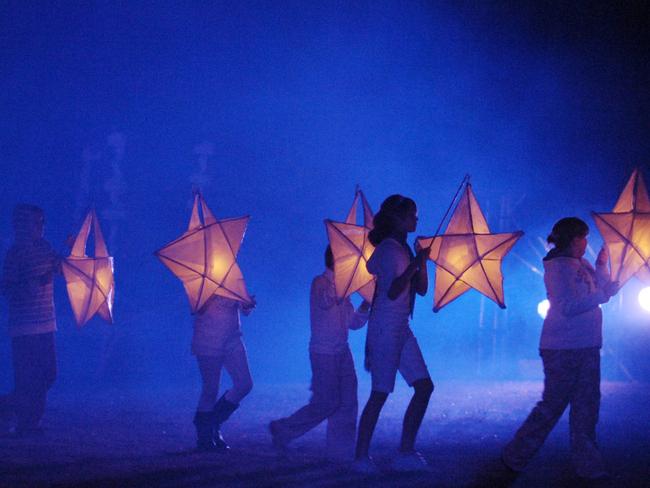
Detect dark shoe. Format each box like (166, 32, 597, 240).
(212, 393, 239, 425)
(193, 411, 217, 451)
(268, 420, 289, 453)
(213, 428, 229, 450)
(210, 393, 239, 449)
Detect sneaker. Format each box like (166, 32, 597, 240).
(391, 451, 430, 472)
(350, 456, 380, 475)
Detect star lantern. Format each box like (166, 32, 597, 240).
(592, 168, 650, 287)
(155, 193, 253, 313)
(324, 187, 376, 302)
(62, 210, 115, 326)
(416, 182, 523, 312)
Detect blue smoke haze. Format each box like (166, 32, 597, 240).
(1, 1, 649, 389)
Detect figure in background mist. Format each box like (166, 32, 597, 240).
(353, 195, 434, 473)
(188, 141, 214, 206)
(269, 246, 370, 462)
(502, 217, 619, 479)
(74, 132, 126, 382)
(102, 132, 127, 252)
(0, 205, 59, 436)
(192, 294, 256, 451)
(75, 132, 127, 252)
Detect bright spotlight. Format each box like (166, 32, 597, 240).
(537, 299, 550, 319)
(638, 287, 650, 312)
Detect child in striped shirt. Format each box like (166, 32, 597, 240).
(0, 204, 59, 436)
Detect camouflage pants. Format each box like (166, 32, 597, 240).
(502, 347, 604, 477)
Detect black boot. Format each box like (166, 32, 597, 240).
(211, 392, 239, 449)
(193, 411, 217, 451)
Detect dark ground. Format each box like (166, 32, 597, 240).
(1, 380, 649, 488)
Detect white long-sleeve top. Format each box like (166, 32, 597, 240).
(309, 269, 369, 355)
(540, 255, 610, 350)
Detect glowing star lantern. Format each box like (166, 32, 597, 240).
(155, 194, 253, 313)
(62, 210, 114, 326)
(325, 188, 376, 302)
(592, 168, 650, 287)
(417, 183, 523, 312)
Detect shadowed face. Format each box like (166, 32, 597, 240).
(398, 205, 418, 234)
(569, 233, 588, 258)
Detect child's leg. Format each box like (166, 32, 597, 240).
(400, 378, 434, 452)
(354, 328, 401, 459)
(222, 342, 253, 404)
(355, 390, 388, 459)
(207, 341, 253, 438)
(569, 348, 604, 477)
(271, 352, 341, 445)
(13, 332, 57, 431)
(397, 334, 433, 453)
(196, 355, 223, 411)
(502, 349, 576, 471)
(194, 355, 224, 450)
(326, 349, 358, 461)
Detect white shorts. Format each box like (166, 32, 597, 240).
(367, 326, 430, 393)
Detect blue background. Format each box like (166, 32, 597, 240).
(1, 1, 649, 390)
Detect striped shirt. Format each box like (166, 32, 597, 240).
(2, 239, 57, 337)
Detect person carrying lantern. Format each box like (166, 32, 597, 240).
(269, 246, 370, 462)
(502, 217, 619, 479)
(0, 204, 59, 437)
(192, 293, 256, 451)
(353, 194, 434, 473)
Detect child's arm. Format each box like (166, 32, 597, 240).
(1, 250, 28, 298)
(347, 299, 370, 330)
(388, 249, 428, 300)
(593, 246, 611, 288)
(312, 277, 336, 310)
(546, 261, 615, 317)
(241, 296, 256, 316)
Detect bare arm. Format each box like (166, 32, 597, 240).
(387, 249, 428, 300)
(348, 299, 371, 330)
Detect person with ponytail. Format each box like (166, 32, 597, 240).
(353, 194, 434, 473)
(502, 217, 619, 479)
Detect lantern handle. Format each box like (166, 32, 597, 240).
(430, 174, 470, 244)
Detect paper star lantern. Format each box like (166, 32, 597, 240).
(155, 193, 253, 313)
(324, 188, 376, 302)
(62, 210, 114, 326)
(592, 168, 650, 287)
(417, 183, 522, 312)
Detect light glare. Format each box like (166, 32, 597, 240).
(537, 299, 550, 319)
(638, 287, 650, 312)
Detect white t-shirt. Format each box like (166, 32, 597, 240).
(309, 269, 369, 355)
(366, 238, 412, 325)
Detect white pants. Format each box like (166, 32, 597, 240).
(272, 348, 358, 462)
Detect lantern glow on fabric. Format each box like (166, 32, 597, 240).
(417, 184, 522, 312)
(61, 210, 114, 326)
(592, 168, 650, 287)
(155, 194, 253, 313)
(324, 188, 376, 302)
